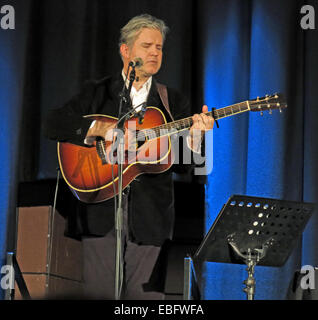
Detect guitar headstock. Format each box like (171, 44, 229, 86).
(249, 93, 287, 115)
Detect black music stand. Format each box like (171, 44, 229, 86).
(190, 195, 315, 300)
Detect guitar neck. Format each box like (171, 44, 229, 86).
(143, 101, 250, 139)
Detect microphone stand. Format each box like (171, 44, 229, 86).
(114, 64, 137, 300)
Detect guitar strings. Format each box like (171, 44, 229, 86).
(140, 101, 249, 139)
(99, 100, 279, 147)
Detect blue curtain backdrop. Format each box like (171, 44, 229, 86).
(0, 0, 317, 300)
(201, 0, 318, 299)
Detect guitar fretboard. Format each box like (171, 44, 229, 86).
(142, 101, 249, 140)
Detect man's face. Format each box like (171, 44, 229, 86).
(121, 28, 163, 78)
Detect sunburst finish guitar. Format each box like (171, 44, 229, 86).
(58, 94, 287, 203)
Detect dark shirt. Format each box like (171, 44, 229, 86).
(44, 74, 191, 246)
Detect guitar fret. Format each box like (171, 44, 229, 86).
(216, 102, 248, 119)
(225, 108, 232, 116)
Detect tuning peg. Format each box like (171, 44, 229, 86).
(260, 111, 263, 116)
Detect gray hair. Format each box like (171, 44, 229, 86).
(119, 14, 169, 49)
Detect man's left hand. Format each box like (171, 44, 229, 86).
(188, 105, 214, 152)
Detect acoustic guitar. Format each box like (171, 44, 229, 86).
(57, 94, 287, 203)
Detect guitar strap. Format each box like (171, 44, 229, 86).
(156, 82, 174, 121)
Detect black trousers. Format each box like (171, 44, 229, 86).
(82, 194, 165, 300)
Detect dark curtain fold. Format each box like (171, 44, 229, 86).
(302, 0, 318, 267)
(0, 0, 33, 298)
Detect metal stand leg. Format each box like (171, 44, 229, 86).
(243, 250, 257, 300)
(183, 256, 201, 300)
(227, 235, 275, 300)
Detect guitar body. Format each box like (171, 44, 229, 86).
(58, 107, 173, 203)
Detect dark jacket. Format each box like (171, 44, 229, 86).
(43, 74, 191, 246)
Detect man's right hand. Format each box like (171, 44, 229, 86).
(85, 120, 117, 143)
(85, 120, 138, 163)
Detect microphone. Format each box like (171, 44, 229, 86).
(129, 58, 143, 68)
